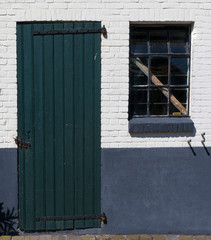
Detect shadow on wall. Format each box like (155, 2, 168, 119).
(101, 147, 211, 234)
(0, 202, 18, 236)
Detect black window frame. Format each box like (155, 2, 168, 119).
(129, 24, 191, 120)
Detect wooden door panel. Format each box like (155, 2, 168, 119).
(17, 22, 101, 231)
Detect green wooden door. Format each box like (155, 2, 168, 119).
(17, 22, 101, 231)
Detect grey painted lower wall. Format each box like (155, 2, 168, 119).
(101, 147, 211, 234)
(2, 147, 211, 235)
(0, 148, 18, 235)
(0, 148, 18, 211)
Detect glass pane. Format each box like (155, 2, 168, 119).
(169, 88, 188, 116)
(151, 58, 168, 85)
(133, 104, 147, 116)
(149, 87, 168, 116)
(131, 76, 148, 86)
(132, 89, 148, 104)
(170, 103, 187, 116)
(155, 76, 168, 85)
(131, 31, 148, 54)
(170, 30, 188, 53)
(130, 58, 148, 85)
(150, 104, 167, 116)
(149, 88, 168, 104)
(171, 76, 187, 85)
(171, 88, 187, 103)
(150, 31, 168, 53)
(171, 58, 188, 75)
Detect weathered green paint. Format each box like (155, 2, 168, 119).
(17, 22, 101, 231)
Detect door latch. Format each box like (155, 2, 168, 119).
(14, 137, 31, 150)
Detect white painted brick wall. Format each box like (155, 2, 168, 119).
(0, 0, 211, 148)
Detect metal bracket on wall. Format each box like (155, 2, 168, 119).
(14, 137, 31, 150)
(201, 133, 210, 156)
(36, 212, 107, 224)
(33, 25, 107, 38)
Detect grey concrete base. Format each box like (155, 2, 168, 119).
(0, 148, 18, 212)
(3, 147, 211, 235)
(101, 147, 211, 234)
(0, 148, 18, 235)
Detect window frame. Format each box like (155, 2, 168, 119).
(129, 24, 191, 120)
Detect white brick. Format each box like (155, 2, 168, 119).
(0, 0, 210, 148)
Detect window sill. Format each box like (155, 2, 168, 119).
(129, 117, 194, 133)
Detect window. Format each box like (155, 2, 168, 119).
(129, 25, 190, 119)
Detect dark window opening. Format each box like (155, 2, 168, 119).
(129, 25, 190, 119)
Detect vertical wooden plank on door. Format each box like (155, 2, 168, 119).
(43, 23, 56, 230)
(64, 22, 74, 229)
(74, 22, 85, 229)
(34, 23, 45, 230)
(83, 22, 94, 228)
(93, 22, 101, 227)
(17, 24, 25, 229)
(54, 23, 65, 230)
(22, 24, 35, 230)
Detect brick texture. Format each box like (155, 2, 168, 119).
(0, 0, 210, 148)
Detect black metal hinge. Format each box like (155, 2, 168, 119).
(14, 137, 31, 150)
(36, 212, 107, 224)
(33, 25, 107, 37)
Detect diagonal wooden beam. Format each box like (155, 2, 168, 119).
(132, 58, 188, 115)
